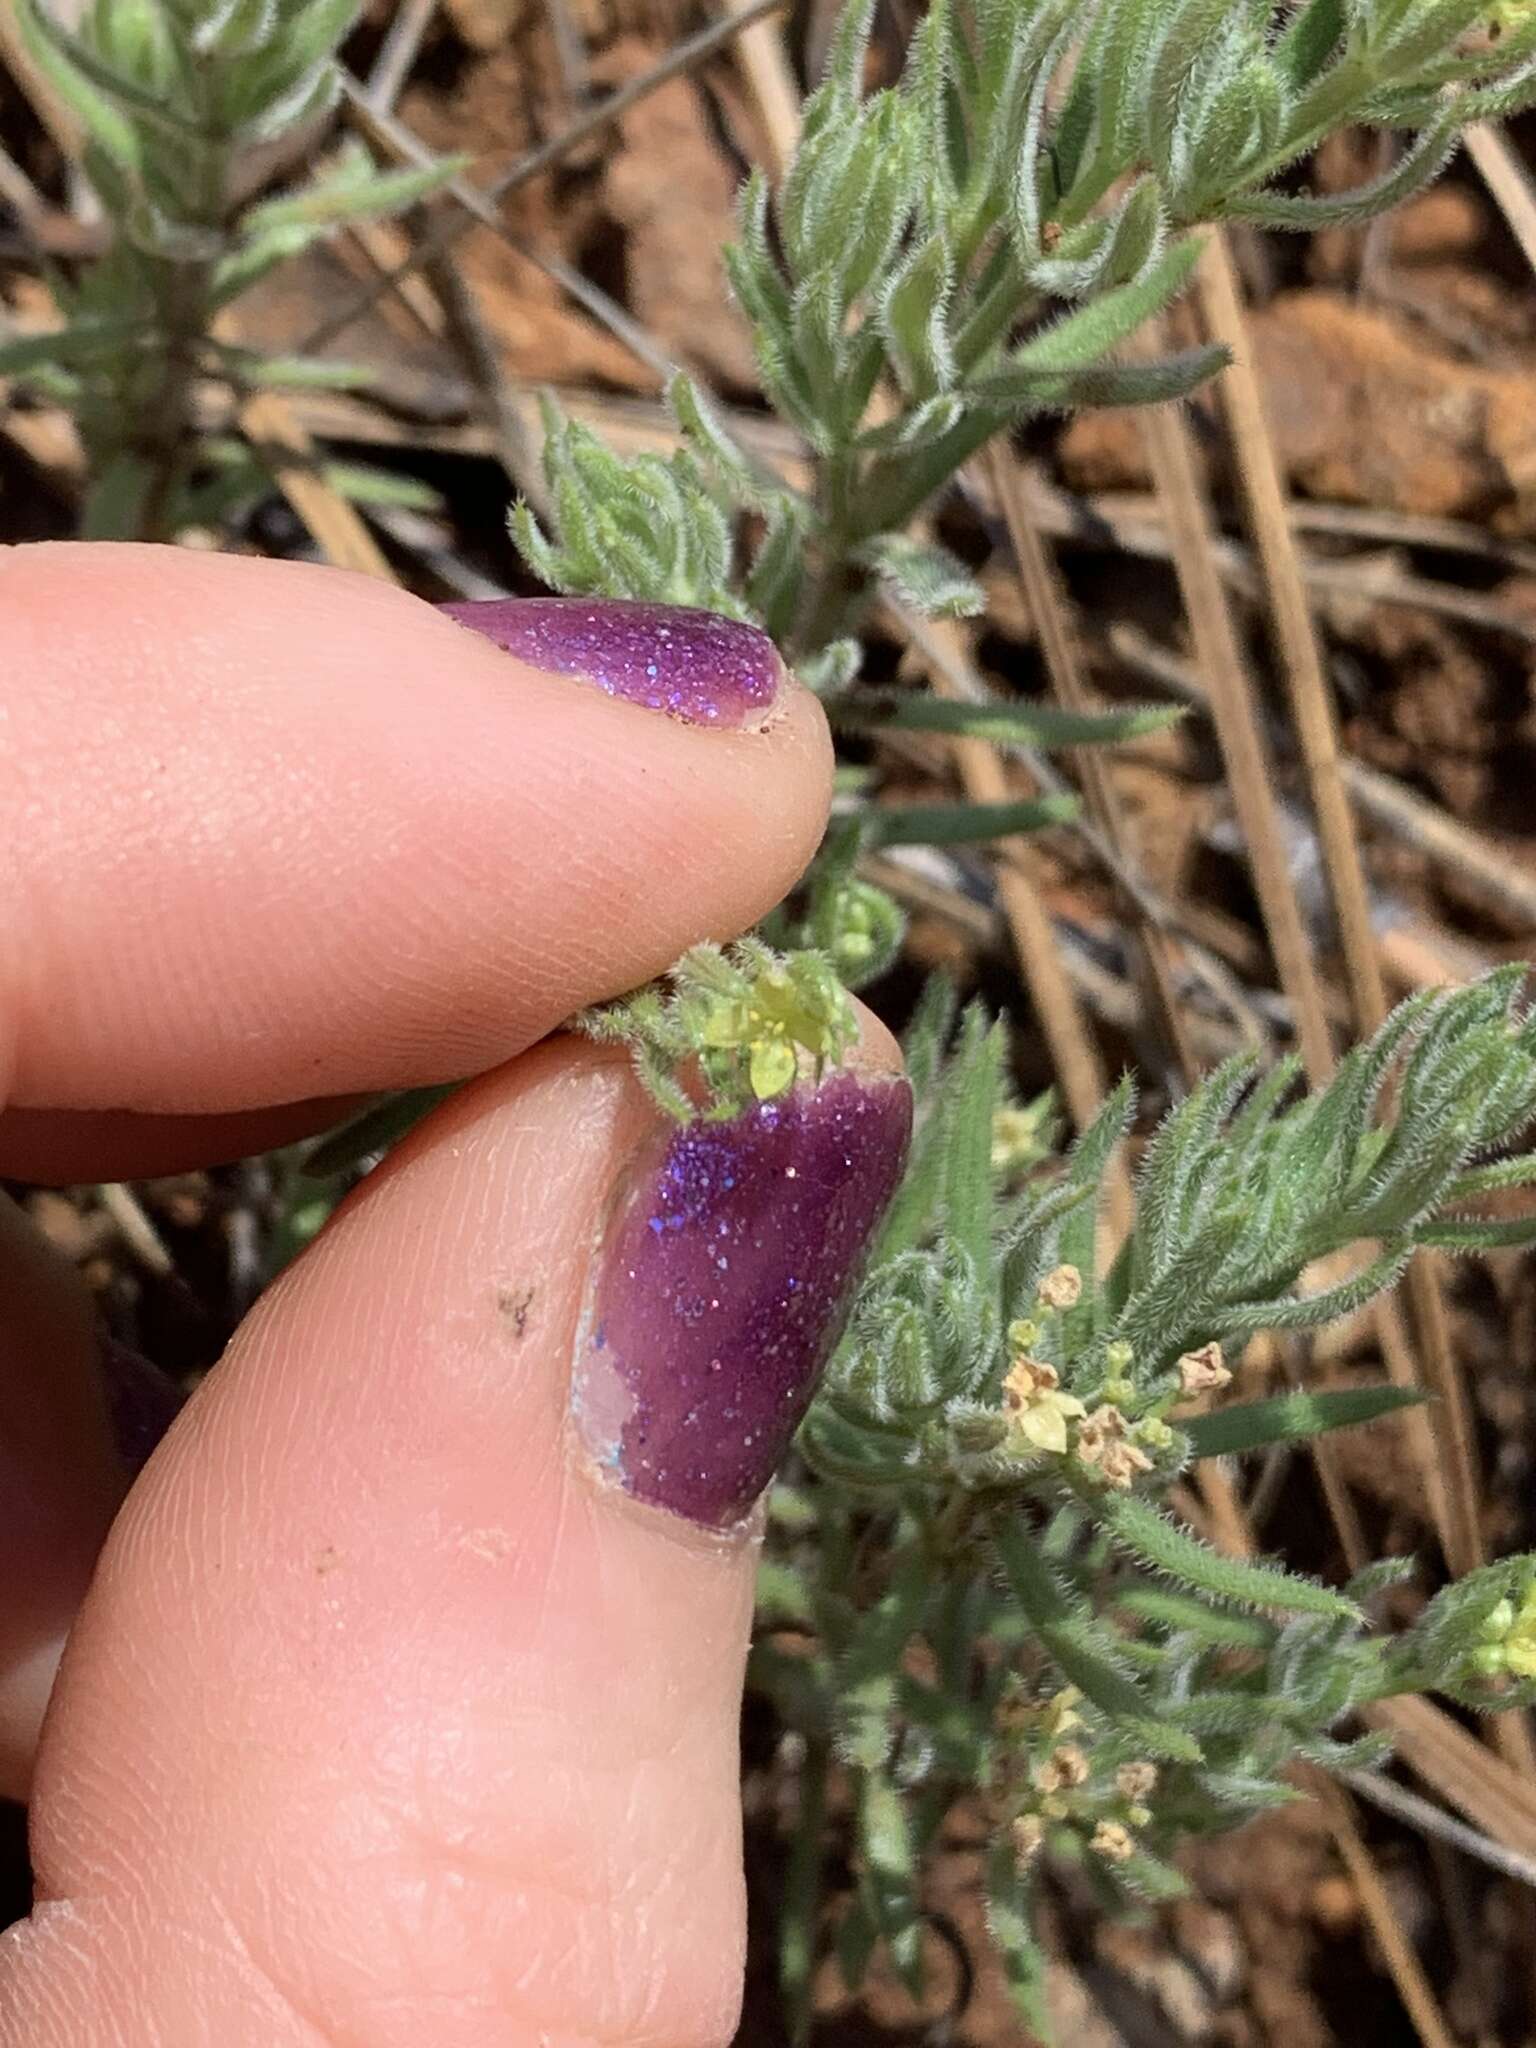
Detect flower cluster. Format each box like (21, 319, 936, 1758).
(997, 1689, 1162, 1873)
(1469, 1582, 1536, 1683)
(578, 940, 857, 1122)
(996, 1268, 1173, 1489)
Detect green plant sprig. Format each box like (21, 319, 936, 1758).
(4, 0, 465, 537)
(577, 940, 860, 1122)
(751, 970, 1536, 2038)
(514, 0, 1536, 660)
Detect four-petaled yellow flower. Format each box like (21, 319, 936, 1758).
(698, 967, 845, 1102)
(1002, 1356, 1086, 1455)
(1475, 1581, 1536, 1681)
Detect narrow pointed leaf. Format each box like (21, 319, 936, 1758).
(1183, 1384, 1427, 1460)
(1097, 1492, 1361, 1618)
(862, 793, 1079, 847)
(826, 690, 1183, 750)
(303, 1084, 457, 1179)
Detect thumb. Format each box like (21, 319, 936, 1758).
(1, 1032, 909, 2048)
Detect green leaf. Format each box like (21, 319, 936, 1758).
(790, 261, 851, 412)
(0, 320, 144, 374)
(320, 462, 444, 513)
(940, 1012, 1006, 1288)
(993, 1515, 1168, 1727)
(1066, 0, 1166, 207)
(1100, 175, 1171, 288)
(1176, 57, 1287, 213)
(1373, 0, 1491, 74)
(747, 498, 812, 639)
(1183, 1384, 1427, 1460)
(1146, 0, 1245, 168)
(1417, 1212, 1536, 1253)
(1025, 212, 1115, 296)
(19, 0, 199, 143)
(1117, 1847, 1191, 1903)
(1276, 0, 1347, 89)
(858, 533, 985, 618)
(1224, 1247, 1411, 1336)
(826, 689, 1183, 750)
(1466, 59, 1536, 126)
(969, 342, 1230, 416)
(876, 231, 956, 396)
(1096, 1492, 1361, 1619)
(1115, 1585, 1275, 1647)
(858, 1771, 924, 1994)
(900, 975, 960, 1104)
(1054, 1072, 1137, 1329)
(862, 792, 1079, 847)
(228, 353, 375, 390)
(79, 451, 154, 538)
(221, 0, 356, 137)
(725, 175, 793, 341)
(1008, 236, 1205, 374)
(240, 151, 469, 238)
(816, 0, 876, 100)
(985, 1845, 1051, 2039)
(1227, 115, 1459, 229)
(1449, 1155, 1536, 1196)
(1133, 1050, 1260, 1286)
(13, 0, 144, 172)
(669, 374, 760, 502)
(302, 1085, 457, 1179)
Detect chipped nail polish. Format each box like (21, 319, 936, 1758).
(573, 1071, 913, 1530)
(439, 597, 783, 728)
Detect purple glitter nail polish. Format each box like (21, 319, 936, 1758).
(573, 1071, 912, 1529)
(439, 597, 783, 728)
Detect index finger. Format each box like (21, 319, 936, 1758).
(0, 544, 831, 1127)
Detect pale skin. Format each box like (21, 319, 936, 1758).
(0, 543, 900, 2046)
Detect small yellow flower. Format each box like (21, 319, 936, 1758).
(1100, 1440, 1154, 1490)
(992, 1105, 1047, 1173)
(1083, 1404, 1127, 1441)
(1034, 1743, 1090, 1794)
(1116, 1762, 1158, 1804)
(1090, 1821, 1136, 1865)
(1509, 1598, 1536, 1678)
(1078, 1407, 1153, 1488)
(748, 1036, 798, 1099)
(1038, 1264, 1083, 1312)
(1003, 1356, 1086, 1454)
(1040, 1688, 1084, 1741)
(698, 963, 854, 1103)
(997, 1685, 1082, 1742)
(1480, 1581, 1536, 1681)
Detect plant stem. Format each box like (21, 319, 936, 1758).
(133, 253, 215, 540)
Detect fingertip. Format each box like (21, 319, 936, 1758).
(4, 545, 835, 1115)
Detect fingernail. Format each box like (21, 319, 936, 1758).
(573, 1070, 912, 1530)
(439, 597, 783, 729)
(98, 1337, 186, 1476)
